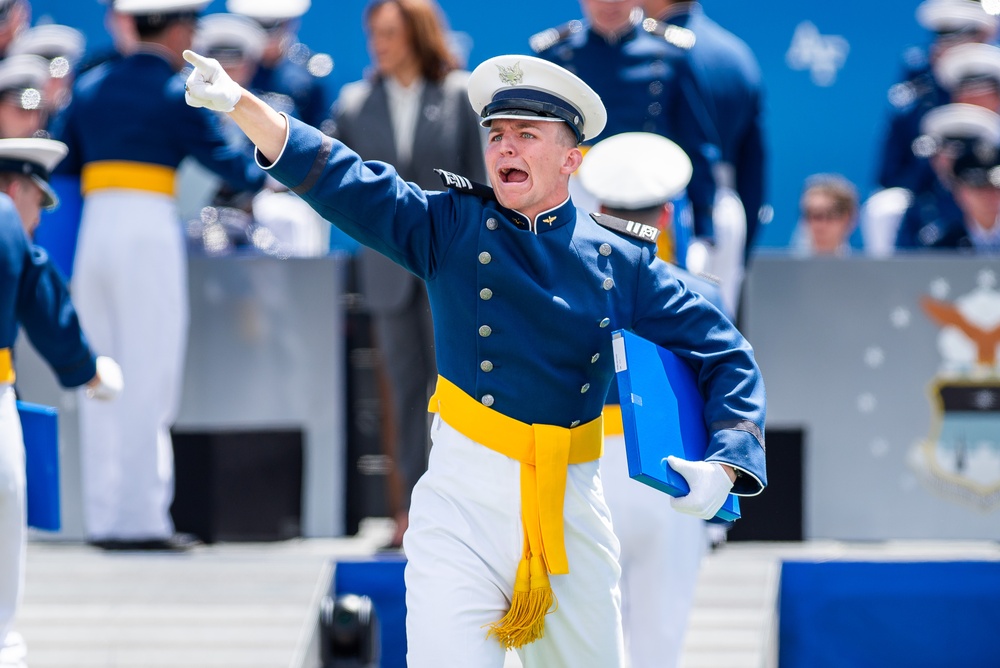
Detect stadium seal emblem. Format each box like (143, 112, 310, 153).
(908, 269, 1000, 510)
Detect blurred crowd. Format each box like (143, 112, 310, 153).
(2, 0, 999, 667)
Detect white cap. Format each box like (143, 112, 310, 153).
(194, 13, 267, 63)
(226, 0, 310, 22)
(468, 55, 607, 143)
(920, 102, 1000, 143)
(7, 24, 86, 63)
(935, 41, 1000, 91)
(577, 132, 692, 209)
(916, 0, 997, 34)
(7, 25, 86, 79)
(0, 137, 68, 209)
(0, 55, 50, 109)
(114, 0, 210, 16)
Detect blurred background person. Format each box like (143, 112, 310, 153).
(875, 0, 997, 193)
(531, 0, 716, 246)
(51, 0, 266, 551)
(0, 0, 29, 60)
(895, 102, 1000, 250)
(76, 0, 140, 75)
(6, 23, 86, 121)
(793, 173, 859, 257)
(643, 0, 766, 273)
(329, 0, 486, 551)
(898, 108, 1000, 252)
(225, 0, 333, 130)
(0, 54, 49, 139)
(861, 39, 1000, 256)
(0, 136, 121, 668)
(576, 131, 714, 668)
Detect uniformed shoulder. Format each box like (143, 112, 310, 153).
(640, 17, 696, 50)
(435, 169, 496, 202)
(589, 211, 659, 244)
(529, 19, 585, 54)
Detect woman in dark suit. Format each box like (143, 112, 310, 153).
(330, 0, 486, 549)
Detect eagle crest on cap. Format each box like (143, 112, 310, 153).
(497, 62, 524, 86)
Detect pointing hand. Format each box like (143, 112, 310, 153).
(183, 50, 243, 113)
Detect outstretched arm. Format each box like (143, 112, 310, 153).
(182, 50, 287, 164)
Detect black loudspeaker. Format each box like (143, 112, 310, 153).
(727, 427, 804, 542)
(342, 260, 391, 536)
(170, 429, 303, 543)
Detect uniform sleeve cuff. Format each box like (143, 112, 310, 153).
(254, 112, 291, 170)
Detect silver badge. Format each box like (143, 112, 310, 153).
(497, 62, 524, 86)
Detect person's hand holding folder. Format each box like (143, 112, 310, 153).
(665, 456, 737, 520)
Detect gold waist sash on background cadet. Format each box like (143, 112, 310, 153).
(81, 161, 176, 196)
(0, 348, 13, 384)
(603, 404, 623, 437)
(428, 375, 604, 649)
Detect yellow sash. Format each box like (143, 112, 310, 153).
(0, 348, 13, 384)
(428, 375, 604, 648)
(81, 161, 176, 196)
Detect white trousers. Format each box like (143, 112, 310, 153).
(601, 435, 708, 668)
(404, 415, 625, 667)
(72, 191, 188, 540)
(0, 386, 26, 658)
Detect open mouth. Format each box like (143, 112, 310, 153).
(499, 167, 529, 184)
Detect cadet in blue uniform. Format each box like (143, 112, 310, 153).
(576, 130, 721, 668)
(52, 0, 266, 551)
(184, 49, 766, 667)
(894, 103, 999, 250)
(875, 0, 997, 192)
(226, 0, 333, 130)
(0, 137, 121, 668)
(531, 1, 717, 243)
(897, 104, 1000, 252)
(645, 0, 766, 267)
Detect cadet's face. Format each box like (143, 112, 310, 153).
(7, 177, 45, 237)
(0, 101, 44, 139)
(368, 2, 415, 79)
(954, 182, 1000, 231)
(581, 0, 640, 36)
(485, 119, 582, 220)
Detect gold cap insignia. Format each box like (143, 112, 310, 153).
(497, 62, 524, 86)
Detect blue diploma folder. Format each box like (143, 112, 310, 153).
(16, 400, 61, 531)
(611, 330, 740, 522)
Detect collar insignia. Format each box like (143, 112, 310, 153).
(542, 215, 557, 225)
(497, 62, 524, 86)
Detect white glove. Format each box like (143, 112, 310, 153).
(183, 50, 243, 113)
(665, 455, 734, 520)
(85, 356, 123, 401)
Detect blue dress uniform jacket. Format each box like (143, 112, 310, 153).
(52, 50, 265, 192)
(895, 178, 973, 250)
(876, 61, 948, 191)
(534, 20, 717, 240)
(0, 195, 96, 388)
(264, 116, 766, 493)
(658, 4, 766, 259)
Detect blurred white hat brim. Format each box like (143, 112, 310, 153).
(577, 132, 692, 208)
(226, 0, 310, 21)
(917, 0, 998, 33)
(114, 0, 210, 16)
(0, 138, 69, 209)
(921, 102, 1000, 143)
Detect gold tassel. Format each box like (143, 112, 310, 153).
(486, 555, 557, 650)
